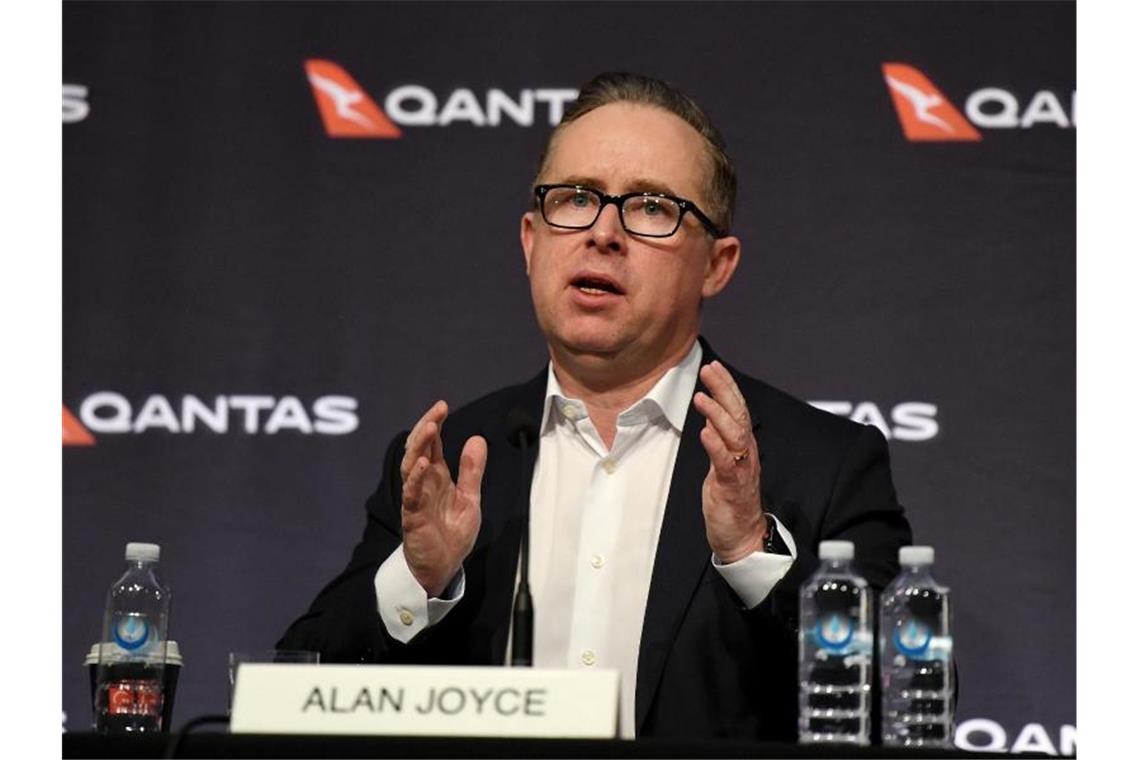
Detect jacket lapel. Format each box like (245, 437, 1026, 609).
(634, 365, 712, 732)
(634, 341, 757, 733)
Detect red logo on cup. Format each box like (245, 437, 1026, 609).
(108, 684, 135, 714)
(106, 680, 163, 716)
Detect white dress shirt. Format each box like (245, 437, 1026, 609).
(374, 341, 797, 738)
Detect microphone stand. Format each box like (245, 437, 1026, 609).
(509, 421, 535, 667)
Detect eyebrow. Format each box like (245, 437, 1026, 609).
(557, 175, 682, 199)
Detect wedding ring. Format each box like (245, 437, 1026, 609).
(731, 449, 749, 464)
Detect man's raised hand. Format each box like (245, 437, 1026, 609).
(693, 361, 768, 564)
(399, 400, 487, 597)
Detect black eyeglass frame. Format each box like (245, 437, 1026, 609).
(533, 184, 727, 239)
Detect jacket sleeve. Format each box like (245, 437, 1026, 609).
(277, 431, 474, 664)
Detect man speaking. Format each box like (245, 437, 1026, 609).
(279, 72, 911, 740)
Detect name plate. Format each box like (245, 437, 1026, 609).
(230, 664, 619, 738)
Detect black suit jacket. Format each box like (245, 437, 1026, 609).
(278, 342, 912, 740)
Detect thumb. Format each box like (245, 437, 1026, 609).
(456, 435, 488, 499)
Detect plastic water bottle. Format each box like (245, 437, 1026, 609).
(93, 542, 172, 733)
(799, 540, 872, 745)
(879, 545, 954, 746)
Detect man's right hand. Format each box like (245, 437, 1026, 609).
(399, 400, 487, 598)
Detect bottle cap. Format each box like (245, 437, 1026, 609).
(899, 545, 934, 565)
(818, 540, 854, 560)
(125, 542, 161, 562)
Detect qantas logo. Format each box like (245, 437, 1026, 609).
(62, 392, 359, 445)
(882, 64, 980, 141)
(63, 406, 95, 446)
(62, 84, 90, 124)
(305, 60, 402, 138)
(955, 718, 1074, 755)
(809, 400, 939, 442)
(304, 59, 578, 138)
(882, 63, 1074, 141)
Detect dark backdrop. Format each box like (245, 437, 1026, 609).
(62, 2, 1074, 753)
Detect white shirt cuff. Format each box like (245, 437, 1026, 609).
(374, 544, 465, 644)
(711, 514, 798, 609)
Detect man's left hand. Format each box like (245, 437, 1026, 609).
(694, 360, 768, 563)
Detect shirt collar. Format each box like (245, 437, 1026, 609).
(540, 340, 703, 433)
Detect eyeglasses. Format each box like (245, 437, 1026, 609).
(533, 184, 725, 239)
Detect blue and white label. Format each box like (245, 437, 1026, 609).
(113, 615, 150, 651)
(814, 613, 855, 652)
(893, 618, 932, 657)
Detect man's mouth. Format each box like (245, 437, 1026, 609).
(570, 273, 625, 296)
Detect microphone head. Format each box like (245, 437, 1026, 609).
(504, 408, 539, 448)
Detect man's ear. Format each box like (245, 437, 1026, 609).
(520, 211, 536, 275)
(701, 235, 742, 298)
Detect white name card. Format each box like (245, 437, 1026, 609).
(230, 664, 619, 738)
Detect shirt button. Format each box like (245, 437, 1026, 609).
(398, 609, 415, 626)
(581, 649, 597, 666)
(601, 459, 616, 474)
(590, 554, 605, 569)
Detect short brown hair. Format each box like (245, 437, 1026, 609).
(535, 72, 737, 233)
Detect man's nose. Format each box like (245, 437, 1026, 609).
(588, 203, 626, 253)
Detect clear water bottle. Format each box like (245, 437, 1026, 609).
(93, 542, 171, 733)
(880, 545, 954, 747)
(799, 540, 872, 745)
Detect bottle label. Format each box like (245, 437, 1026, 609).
(892, 618, 933, 657)
(112, 614, 150, 652)
(814, 613, 856, 652)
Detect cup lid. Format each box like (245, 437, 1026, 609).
(85, 640, 181, 666)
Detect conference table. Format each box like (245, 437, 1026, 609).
(63, 732, 1026, 758)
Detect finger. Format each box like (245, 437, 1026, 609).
(707, 361, 749, 423)
(699, 421, 740, 476)
(456, 435, 488, 502)
(401, 409, 433, 477)
(401, 455, 432, 511)
(401, 401, 448, 476)
(694, 391, 752, 455)
(714, 361, 748, 412)
(710, 361, 748, 414)
(408, 401, 447, 447)
(401, 420, 439, 479)
(406, 401, 446, 449)
(700, 362, 750, 428)
(430, 417, 445, 463)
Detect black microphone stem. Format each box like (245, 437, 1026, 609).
(509, 423, 535, 667)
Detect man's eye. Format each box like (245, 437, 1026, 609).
(570, 192, 591, 207)
(629, 197, 676, 218)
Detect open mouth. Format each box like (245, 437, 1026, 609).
(570, 274, 625, 296)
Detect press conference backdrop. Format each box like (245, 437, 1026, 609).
(61, 2, 1075, 753)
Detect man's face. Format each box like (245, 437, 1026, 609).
(521, 102, 740, 374)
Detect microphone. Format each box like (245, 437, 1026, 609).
(505, 408, 539, 667)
